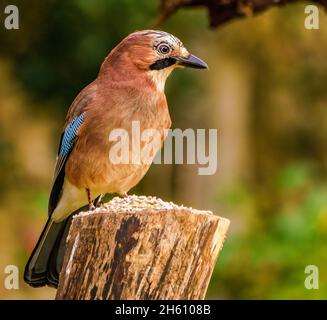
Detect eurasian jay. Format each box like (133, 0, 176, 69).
(24, 30, 208, 288)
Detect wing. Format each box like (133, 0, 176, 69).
(48, 113, 85, 216)
(48, 83, 97, 216)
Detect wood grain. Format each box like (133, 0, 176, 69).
(56, 196, 230, 300)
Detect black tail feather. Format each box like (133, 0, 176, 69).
(46, 215, 73, 288)
(24, 216, 72, 288)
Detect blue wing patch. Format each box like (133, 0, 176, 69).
(48, 112, 85, 216)
(60, 113, 85, 156)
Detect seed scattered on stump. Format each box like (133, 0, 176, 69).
(76, 195, 213, 218)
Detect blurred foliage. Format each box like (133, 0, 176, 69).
(209, 162, 327, 298)
(1, 0, 157, 116)
(0, 0, 327, 299)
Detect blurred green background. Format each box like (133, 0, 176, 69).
(0, 0, 327, 299)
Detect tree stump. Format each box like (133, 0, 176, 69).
(55, 195, 230, 300)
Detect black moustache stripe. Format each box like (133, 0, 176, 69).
(150, 58, 176, 70)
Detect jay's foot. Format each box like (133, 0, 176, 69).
(94, 194, 104, 208)
(86, 188, 95, 211)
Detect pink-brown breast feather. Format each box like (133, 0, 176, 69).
(65, 76, 171, 193)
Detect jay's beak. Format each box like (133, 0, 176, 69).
(174, 54, 208, 69)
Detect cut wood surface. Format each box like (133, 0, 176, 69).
(56, 195, 230, 300)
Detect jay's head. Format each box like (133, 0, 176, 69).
(101, 30, 208, 91)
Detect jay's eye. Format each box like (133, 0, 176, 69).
(158, 43, 171, 55)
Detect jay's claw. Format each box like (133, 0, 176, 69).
(94, 194, 104, 207)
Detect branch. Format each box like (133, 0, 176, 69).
(157, 0, 327, 27)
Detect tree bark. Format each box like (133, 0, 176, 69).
(157, 0, 327, 27)
(55, 196, 230, 300)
